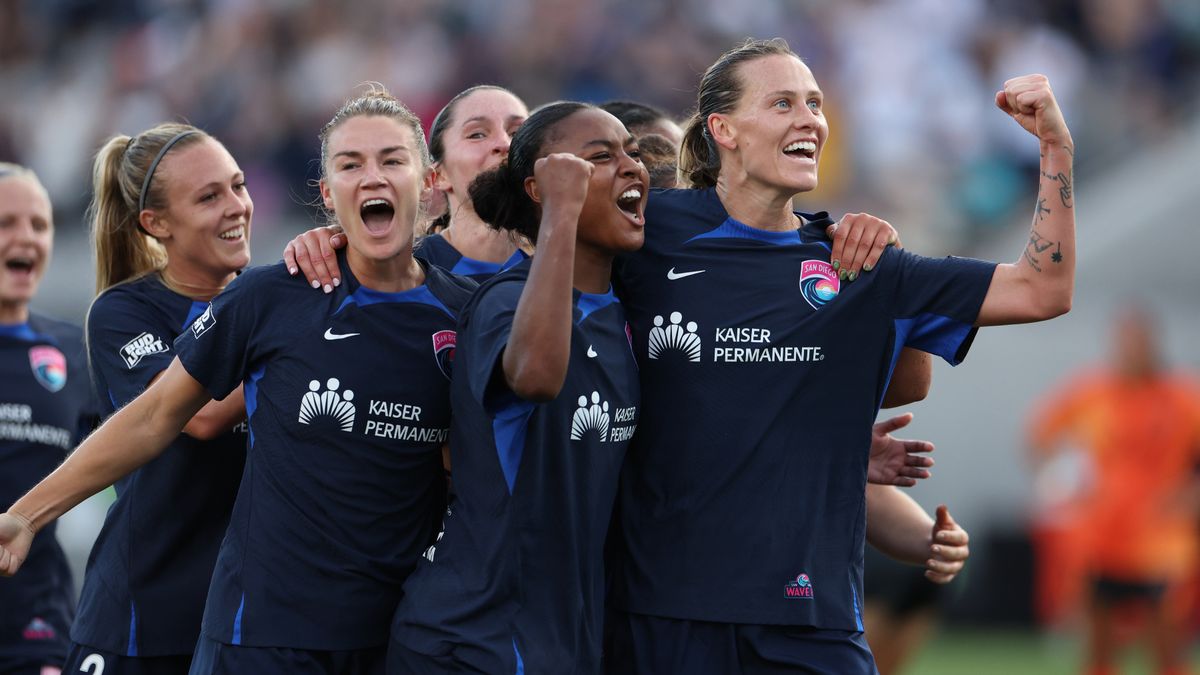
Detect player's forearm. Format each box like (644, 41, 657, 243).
(881, 348, 931, 408)
(183, 385, 246, 440)
(979, 141, 1075, 325)
(865, 485, 935, 565)
(504, 205, 578, 401)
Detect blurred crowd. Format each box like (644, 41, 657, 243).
(1, 0, 1197, 253)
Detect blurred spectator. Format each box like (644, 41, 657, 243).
(1028, 305, 1200, 675)
(0, 0, 1196, 253)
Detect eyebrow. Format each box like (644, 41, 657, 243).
(461, 115, 527, 127)
(192, 172, 245, 194)
(582, 135, 638, 150)
(332, 145, 409, 159)
(765, 89, 822, 100)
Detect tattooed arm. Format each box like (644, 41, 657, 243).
(976, 74, 1075, 326)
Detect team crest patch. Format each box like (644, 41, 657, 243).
(785, 573, 814, 599)
(29, 346, 67, 392)
(799, 260, 840, 310)
(432, 330, 457, 379)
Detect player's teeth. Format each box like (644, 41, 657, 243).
(362, 199, 389, 208)
(219, 227, 243, 240)
(784, 141, 816, 153)
(620, 189, 641, 201)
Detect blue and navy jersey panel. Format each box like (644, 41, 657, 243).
(392, 260, 640, 674)
(0, 314, 96, 665)
(415, 232, 528, 283)
(609, 187, 996, 629)
(175, 254, 474, 650)
(74, 274, 246, 657)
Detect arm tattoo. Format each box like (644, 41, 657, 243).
(1036, 196, 1051, 222)
(1055, 171, 1073, 208)
(1023, 229, 1056, 272)
(1040, 171, 1073, 208)
(1051, 243, 1063, 264)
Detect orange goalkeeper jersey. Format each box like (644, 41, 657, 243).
(1029, 370, 1200, 579)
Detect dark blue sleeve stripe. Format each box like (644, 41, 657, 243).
(126, 601, 138, 656)
(244, 364, 266, 448)
(491, 397, 535, 494)
(451, 256, 505, 277)
(894, 313, 975, 366)
(232, 593, 245, 645)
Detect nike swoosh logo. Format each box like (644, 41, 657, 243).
(324, 329, 361, 341)
(587, 345, 598, 358)
(666, 267, 706, 280)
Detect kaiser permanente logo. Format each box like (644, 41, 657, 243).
(298, 377, 356, 432)
(570, 391, 638, 443)
(648, 310, 824, 364)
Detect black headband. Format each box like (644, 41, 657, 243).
(137, 130, 197, 213)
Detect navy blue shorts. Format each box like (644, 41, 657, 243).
(63, 643, 191, 675)
(189, 635, 385, 675)
(604, 610, 878, 675)
(386, 640, 488, 674)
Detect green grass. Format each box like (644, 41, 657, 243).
(900, 628, 1200, 675)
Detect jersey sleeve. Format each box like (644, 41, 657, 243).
(462, 279, 524, 412)
(881, 248, 997, 365)
(86, 289, 180, 408)
(173, 271, 262, 401)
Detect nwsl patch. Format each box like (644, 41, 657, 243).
(785, 573, 814, 599)
(432, 330, 457, 380)
(29, 345, 67, 392)
(799, 260, 840, 310)
(190, 304, 215, 338)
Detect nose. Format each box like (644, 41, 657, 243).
(493, 132, 512, 156)
(618, 149, 641, 178)
(225, 187, 251, 219)
(361, 162, 387, 187)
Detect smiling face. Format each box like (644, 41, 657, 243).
(0, 175, 52, 320)
(538, 108, 649, 255)
(320, 115, 431, 264)
(715, 54, 828, 196)
(149, 138, 252, 283)
(434, 88, 528, 207)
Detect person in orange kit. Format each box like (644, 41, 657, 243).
(1029, 305, 1200, 675)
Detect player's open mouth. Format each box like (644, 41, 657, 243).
(783, 140, 817, 161)
(360, 198, 395, 233)
(218, 225, 245, 242)
(616, 184, 645, 225)
(4, 256, 36, 276)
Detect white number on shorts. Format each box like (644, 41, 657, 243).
(79, 654, 104, 675)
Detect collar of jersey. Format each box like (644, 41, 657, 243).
(575, 286, 618, 323)
(0, 322, 39, 342)
(333, 254, 453, 318)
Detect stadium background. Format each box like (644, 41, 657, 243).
(4, 0, 1199, 671)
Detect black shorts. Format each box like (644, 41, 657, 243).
(863, 547, 945, 617)
(1091, 574, 1168, 605)
(604, 609, 878, 675)
(189, 635, 385, 675)
(62, 643, 191, 675)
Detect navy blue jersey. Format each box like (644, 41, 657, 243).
(392, 260, 640, 674)
(415, 232, 528, 283)
(174, 254, 475, 651)
(0, 314, 96, 666)
(77, 275, 247, 657)
(609, 187, 996, 629)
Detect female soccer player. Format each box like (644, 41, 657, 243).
(385, 102, 647, 674)
(0, 87, 473, 674)
(604, 39, 1074, 674)
(288, 85, 530, 287)
(0, 164, 97, 675)
(63, 124, 250, 675)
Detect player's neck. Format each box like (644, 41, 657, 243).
(0, 300, 29, 325)
(441, 206, 519, 263)
(573, 244, 612, 295)
(160, 263, 234, 302)
(348, 248, 425, 293)
(715, 173, 799, 232)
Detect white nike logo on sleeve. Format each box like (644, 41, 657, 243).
(666, 267, 706, 280)
(324, 329, 361, 341)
